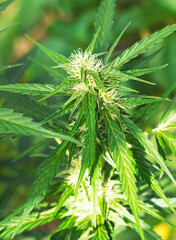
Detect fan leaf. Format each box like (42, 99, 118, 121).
(112, 24, 176, 68)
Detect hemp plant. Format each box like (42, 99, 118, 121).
(0, 0, 176, 239)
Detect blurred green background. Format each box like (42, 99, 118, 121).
(0, 0, 176, 239)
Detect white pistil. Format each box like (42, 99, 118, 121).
(66, 49, 104, 91)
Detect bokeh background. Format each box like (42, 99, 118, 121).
(0, 0, 176, 239)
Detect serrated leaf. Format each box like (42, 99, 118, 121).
(55, 215, 75, 233)
(78, 233, 96, 240)
(11, 116, 82, 238)
(117, 85, 139, 93)
(102, 68, 155, 85)
(13, 139, 50, 162)
(122, 48, 163, 71)
(160, 113, 176, 130)
(86, 27, 101, 53)
(0, 83, 71, 96)
(151, 198, 176, 208)
(122, 116, 176, 186)
(134, 154, 175, 213)
(40, 101, 75, 125)
(129, 221, 163, 240)
(102, 151, 116, 168)
(138, 201, 175, 227)
(0, 91, 52, 123)
(25, 34, 69, 64)
(125, 64, 168, 77)
(159, 95, 176, 125)
(11, 144, 66, 238)
(29, 57, 67, 80)
(105, 22, 131, 64)
(112, 24, 176, 68)
(53, 186, 73, 219)
(122, 95, 164, 109)
(157, 131, 176, 156)
(91, 160, 101, 227)
(104, 112, 145, 240)
(88, 70, 104, 89)
(0, 206, 59, 239)
(38, 78, 74, 102)
(104, 220, 115, 240)
(93, 225, 109, 240)
(69, 92, 85, 120)
(95, 0, 115, 52)
(0, 107, 79, 144)
(155, 131, 166, 160)
(75, 93, 96, 195)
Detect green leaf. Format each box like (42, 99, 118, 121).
(125, 64, 168, 77)
(129, 221, 163, 240)
(157, 131, 176, 156)
(0, 83, 70, 96)
(110, 200, 162, 240)
(133, 84, 176, 123)
(95, 0, 116, 52)
(102, 68, 155, 85)
(0, 0, 14, 13)
(151, 198, 176, 208)
(122, 116, 176, 186)
(28, 56, 67, 80)
(0, 107, 79, 144)
(122, 95, 164, 109)
(38, 78, 74, 102)
(86, 27, 101, 53)
(134, 154, 175, 213)
(25, 34, 69, 64)
(91, 160, 101, 227)
(93, 225, 109, 240)
(80, 67, 87, 86)
(102, 151, 116, 168)
(55, 215, 75, 232)
(78, 233, 96, 240)
(123, 48, 163, 71)
(62, 91, 84, 114)
(75, 92, 96, 195)
(0, 22, 19, 35)
(104, 112, 145, 240)
(88, 70, 104, 89)
(159, 95, 176, 125)
(0, 206, 59, 239)
(138, 201, 176, 227)
(105, 220, 115, 240)
(13, 139, 50, 162)
(155, 131, 166, 160)
(104, 22, 131, 64)
(12, 116, 82, 238)
(69, 93, 85, 120)
(112, 24, 176, 68)
(0, 91, 53, 123)
(0, 63, 23, 71)
(10, 144, 66, 238)
(53, 186, 73, 219)
(40, 100, 77, 125)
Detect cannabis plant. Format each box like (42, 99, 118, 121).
(0, 0, 176, 239)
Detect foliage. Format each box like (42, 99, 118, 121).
(0, 0, 176, 239)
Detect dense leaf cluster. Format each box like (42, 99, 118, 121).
(0, 0, 176, 239)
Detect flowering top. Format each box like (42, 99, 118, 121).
(67, 49, 104, 80)
(64, 49, 118, 105)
